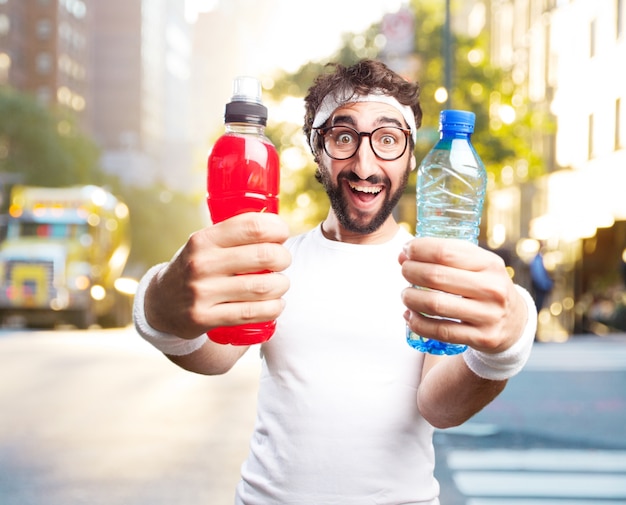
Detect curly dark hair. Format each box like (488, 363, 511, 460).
(303, 59, 422, 161)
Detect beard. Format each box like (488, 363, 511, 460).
(316, 161, 411, 235)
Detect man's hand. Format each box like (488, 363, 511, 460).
(399, 237, 526, 355)
(145, 212, 291, 339)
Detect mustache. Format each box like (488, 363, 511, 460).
(339, 172, 387, 186)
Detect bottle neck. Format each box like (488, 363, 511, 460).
(440, 128, 472, 140)
(225, 122, 266, 135)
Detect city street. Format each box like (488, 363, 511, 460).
(0, 328, 625, 504)
(0, 327, 261, 505)
(435, 335, 626, 504)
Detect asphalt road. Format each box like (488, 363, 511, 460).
(0, 327, 261, 505)
(435, 335, 626, 504)
(1, 328, 625, 504)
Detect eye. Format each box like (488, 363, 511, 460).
(334, 128, 357, 145)
(379, 133, 397, 146)
(374, 128, 403, 148)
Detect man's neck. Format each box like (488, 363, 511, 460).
(320, 213, 400, 245)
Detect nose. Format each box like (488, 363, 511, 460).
(352, 137, 379, 180)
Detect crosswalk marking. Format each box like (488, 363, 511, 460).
(466, 500, 626, 505)
(448, 449, 626, 472)
(446, 449, 626, 503)
(454, 472, 626, 498)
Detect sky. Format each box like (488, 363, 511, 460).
(185, 0, 405, 73)
(184, 0, 410, 143)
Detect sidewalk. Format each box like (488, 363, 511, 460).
(526, 333, 626, 372)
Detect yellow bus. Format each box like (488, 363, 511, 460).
(0, 185, 131, 328)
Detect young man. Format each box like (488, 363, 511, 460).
(134, 59, 536, 504)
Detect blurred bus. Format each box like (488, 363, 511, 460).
(0, 185, 131, 328)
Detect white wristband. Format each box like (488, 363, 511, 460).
(133, 263, 208, 356)
(463, 285, 537, 381)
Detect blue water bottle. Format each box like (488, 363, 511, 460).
(406, 110, 487, 355)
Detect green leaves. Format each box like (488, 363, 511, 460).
(0, 87, 101, 187)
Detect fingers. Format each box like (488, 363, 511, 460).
(399, 237, 523, 353)
(208, 212, 290, 248)
(402, 284, 526, 354)
(400, 237, 507, 299)
(401, 285, 495, 331)
(147, 266, 290, 339)
(204, 294, 288, 329)
(185, 238, 292, 277)
(178, 213, 291, 276)
(402, 237, 501, 272)
(143, 212, 292, 339)
(191, 271, 290, 307)
(186, 272, 290, 330)
(403, 308, 481, 347)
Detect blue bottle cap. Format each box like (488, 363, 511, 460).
(439, 109, 475, 133)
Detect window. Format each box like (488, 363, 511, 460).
(35, 52, 52, 74)
(36, 19, 53, 40)
(0, 14, 9, 36)
(61, 0, 87, 19)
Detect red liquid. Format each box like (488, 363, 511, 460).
(206, 132, 279, 345)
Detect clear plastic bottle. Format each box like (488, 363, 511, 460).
(406, 109, 487, 355)
(206, 76, 280, 345)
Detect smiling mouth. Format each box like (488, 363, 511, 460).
(348, 181, 383, 195)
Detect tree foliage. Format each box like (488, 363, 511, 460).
(0, 86, 206, 273)
(0, 87, 102, 186)
(112, 183, 207, 271)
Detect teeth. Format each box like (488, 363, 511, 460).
(349, 182, 382, 194)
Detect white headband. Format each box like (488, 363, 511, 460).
(310, 89, 418, 149)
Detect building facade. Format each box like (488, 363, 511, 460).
(488, 0, 626, 338)
(92, 0, 194, 190)
(0, 0, 92, 127)
(0, 0, 195, 192)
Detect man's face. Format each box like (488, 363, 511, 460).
(316, 101, 415, 235)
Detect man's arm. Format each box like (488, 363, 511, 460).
(417, 354, 507, 429)
(399, 237, 536, 428)
(165, 339, 250, 376)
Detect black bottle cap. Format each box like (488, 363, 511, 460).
(224, 76, 267, 126)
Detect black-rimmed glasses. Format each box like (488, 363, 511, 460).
(314, 125, 411, 161)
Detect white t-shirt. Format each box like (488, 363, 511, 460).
(236, 225, 440, 505)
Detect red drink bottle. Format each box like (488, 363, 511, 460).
(206, 76, 280, 345)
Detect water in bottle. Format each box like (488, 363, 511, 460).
(406, 109, 487, 355)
